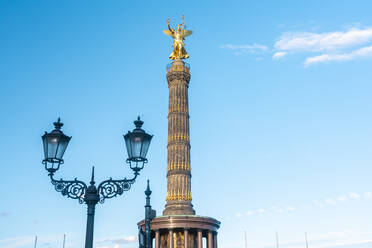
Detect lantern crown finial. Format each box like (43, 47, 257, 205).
(134, 116, 144, 129)
(53, 118, 64, 130)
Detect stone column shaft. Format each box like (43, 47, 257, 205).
(164, 59, 195, 215)
(184, 229, 189, 248)
(198, 230, 203, 248)
(155, 230, 160, 248)
(208, 232, 213, 248)
(169, 230, 174, 248)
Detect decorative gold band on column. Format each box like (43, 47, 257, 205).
(169, 105, 189, 113)
(167, 163, 191, 171)
(168, 135, 190, 142)
(166, 193, 192, 201)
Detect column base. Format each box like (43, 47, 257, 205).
(163, 202, 195, 215)
(138, 215, 220, 248)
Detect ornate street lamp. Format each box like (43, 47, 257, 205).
(41, 117, 153, 248)
(42, 118, 71, 174)
(124, 117, 152, 172)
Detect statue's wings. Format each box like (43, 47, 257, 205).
(163, 30, 174, 37)
(182, 29, 192, 37)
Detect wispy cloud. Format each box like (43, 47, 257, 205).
(225, 231, 372, 248)
(364, 192, 371, 199)
(235, 212, 243, 218)
(337, 196, 347, 202)
(0, 235, 62, 248)
(273, 27, 372, 66)
(274, 28, 372, 52)
(286, 206, 296, 211)
(273, 51, 287, 60)
(313, 200, 325, 208)
(349, 192, 361, 199)
(245, 211, 253, 216)
(0, 236, 35, 248)
(304, 45, 372, 66)
(231, 191, 371, 221)
(0, 211, 11, 217)
(269, 232, 372, 248)
(325, 198, 337, 205)
(221, 43, 268, 55)
(224, 26, 372, 66)
(96, 245, 120, 248)
(96, 235, 137, 248)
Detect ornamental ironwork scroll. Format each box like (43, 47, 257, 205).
(97, 176, 137, 203)
(50, 175, 87, 204)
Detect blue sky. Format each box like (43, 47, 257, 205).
(1, 1, 372, 248)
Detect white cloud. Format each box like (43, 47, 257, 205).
(276, 208, 284, 213)
(0, 211, 11, 217)
(223, 26, 372, 65)
(364, 192, 372, 199)
(313, 200, 325, 207)
(0, 235, 62, 248)
(285, 206, 296, 211)
(227, 231, 372, 248)
(96, 235, 137, 247)
(304, 45, 372, 66)
(349, 192, 361, 199)
(270, 206, 285, 213)
(273, 51, 287, 59)
(274, 27, 372, 52)
(0, 236, 34, 248)
(245, 211, 253, 216)
(230, 190, 371, 222)
(221, 43, 268, 54)
(272, 26, 372, 66)
(325, 198, 337, 205)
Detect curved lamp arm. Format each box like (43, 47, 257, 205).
(49, 174, 88, 204)
(97, 172, 139, 204)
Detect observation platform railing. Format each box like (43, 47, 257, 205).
(166, 62, 190, 73)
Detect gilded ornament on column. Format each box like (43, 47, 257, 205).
(163, 15, 193, 60)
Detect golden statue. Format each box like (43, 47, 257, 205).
(163, 15, 192, 60)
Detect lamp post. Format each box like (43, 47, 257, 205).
(144, 180, 156, 248)
(41, 117, 153, 248)
(139, 180, 156, 248)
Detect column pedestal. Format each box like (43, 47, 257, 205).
(138, 215, 220, 248)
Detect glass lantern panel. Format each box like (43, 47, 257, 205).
(130, 133, 144, 159)
(42, 135, 48, 160)
(55, 135, 70, 160)
(46, 134, 60, 159)
(124, 133, 132, 158)
(140, 134, 152, 158)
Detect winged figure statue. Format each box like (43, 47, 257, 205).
(163, 15, 192, 60)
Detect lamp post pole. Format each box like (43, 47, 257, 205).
(84, 169, 99, 248)
(41, 117, 153, 248)
(144, 180, 152, 248)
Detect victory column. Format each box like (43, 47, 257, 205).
(138, 16, 220, 248)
